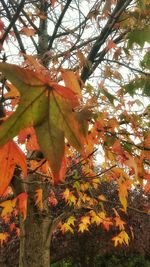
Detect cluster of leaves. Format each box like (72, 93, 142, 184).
(0, 183, 150, 267)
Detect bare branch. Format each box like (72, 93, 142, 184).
(0, 0, 25, 47)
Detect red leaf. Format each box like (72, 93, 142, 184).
(0, 19, 4, 32)
(107, 39, 116, 50)
(9, 223, 15, 232)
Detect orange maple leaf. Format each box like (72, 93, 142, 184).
(20, 27, 36, 37)
(60, 223, 74, 234)
(60, 216, 76, 234)
(114, 216, 125, 230)
(113, 208, 126, 230)
(0, 140, 27, 196)
(35, 188, 43, 210)
(118, 179, 132, 212)
(17, 192, 28, 220)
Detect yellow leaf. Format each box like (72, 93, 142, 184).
(0, 198, 16, 217)
(112, 235, 122, 247)
(80, 182, 90, 191)
(62, 189, 76, 206)
(112, 231, 129, 246)
(120, 230, 130, 245)
(90, 210, 102, 225)
(0, 233, 8, 245)
(68, 193, 77, 206)
(60, 223, 74, 234)
(78, 222, 89, 233)
(62, 188, 70, 201)
(81, 215, 90, 225)
(67, 216, 76, 226)
(92, 178, 100, 189)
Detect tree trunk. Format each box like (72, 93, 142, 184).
(19, 174, 53, 267)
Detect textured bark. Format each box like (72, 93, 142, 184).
(19, 174, 52, 267)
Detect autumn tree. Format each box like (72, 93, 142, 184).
(0, 0, 150, 267)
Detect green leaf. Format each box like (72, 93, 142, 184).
(0, 63, 48, 146)
(35, 121, 65, 184)
(140, 51, 150, 69)
(124, 77, 150, 97)
(127, 28, 150, 48)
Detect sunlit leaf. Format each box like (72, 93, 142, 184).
(0, 198, 16, 217)
(112, 231, 129, 246)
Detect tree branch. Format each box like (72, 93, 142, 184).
(81, 0, 133, 82)
(103, 59, 150, 77)
(48, 0, 72, 50)
(0, 0, 25, 47)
